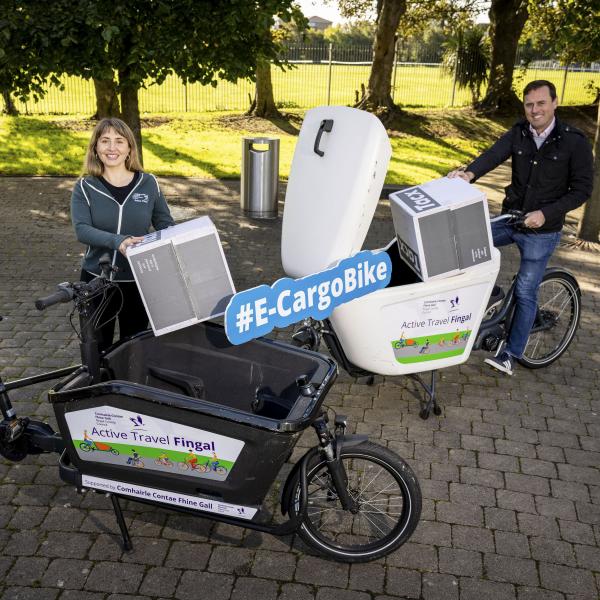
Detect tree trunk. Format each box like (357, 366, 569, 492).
(1, 90, 18, 116)
(93, 78, 121, 119)
(119, 73, 143, 166)
(355, 0, 406, 117)
(478, 0, 528, 114)
(576, 102, 600, 242)
(247, 60, 281, 118)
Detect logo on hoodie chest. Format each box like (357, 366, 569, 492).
(132, 193, 149, 203)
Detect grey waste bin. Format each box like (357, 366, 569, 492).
(241, 137, 280, 219)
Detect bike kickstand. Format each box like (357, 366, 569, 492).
(410, 370, 442, 420)
(109, 494, 133, 552)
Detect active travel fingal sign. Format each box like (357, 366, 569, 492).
(66, 406, 243, 482)
(225, 250, 392, 345)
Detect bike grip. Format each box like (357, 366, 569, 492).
(35, 288, 72, 311)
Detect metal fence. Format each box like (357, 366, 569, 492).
(5, 43, 600, 115)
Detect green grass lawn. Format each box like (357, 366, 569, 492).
(9, 65, 599, 115)
(0, 110, 512, 185)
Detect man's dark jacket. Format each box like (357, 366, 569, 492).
(467, 117, 593, 232)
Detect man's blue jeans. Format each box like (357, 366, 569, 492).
(492, 221, 561, 358)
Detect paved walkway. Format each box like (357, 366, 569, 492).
(1, 171, 599, 600)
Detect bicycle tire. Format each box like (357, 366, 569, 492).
(287, 441, 421, 562)
(79, 443, 93, 452)
(517, 270, 581, 369)
(178, 462, 189, 471)
(216, 466, 227, 475)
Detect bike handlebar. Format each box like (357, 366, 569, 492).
(35, 287, 73, 311)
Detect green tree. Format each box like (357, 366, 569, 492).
(528, 0, 600, 242)
(0, 0, 300, 160)
(478, 0, 529, 112)
(443, 25, 490, 105)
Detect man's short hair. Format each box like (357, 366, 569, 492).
(523, 80, 557, 100)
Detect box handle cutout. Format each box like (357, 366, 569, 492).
(313, 119, 334, 157)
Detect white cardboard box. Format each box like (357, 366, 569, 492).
(389, 177, 493, 281)
(127, 216, 236, 336)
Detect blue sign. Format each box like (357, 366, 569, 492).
(225, 250, 392, 345)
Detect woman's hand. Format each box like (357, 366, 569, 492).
(118, 236, 145, 256)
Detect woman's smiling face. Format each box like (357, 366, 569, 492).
(96, 127, 130, 169)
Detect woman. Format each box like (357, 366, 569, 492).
(71, 118, 175, 350)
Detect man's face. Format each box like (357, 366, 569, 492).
(524, 86, 557, 133)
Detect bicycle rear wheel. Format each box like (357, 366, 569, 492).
(517, 270, 581, 369)
(287, 442, 421, 562)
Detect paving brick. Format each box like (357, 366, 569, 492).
(485, 507, 518, 532)
(535, 496, 577, 520)
(537, 445, 566, 463)
(278, 583, 316, 600)
(175, 571, 234, 600)
(520, 458, 557, 479)
(164, 540, 211, 571)
(7, 556, 48, 586)
(558, 520, 595, 545)
(449, 482, 496, 507)
(495, 531, 530, 558)
(558, 464, 600, 486)
(3, 530, 43, 557)
(530, 537, 576, 566)
(252, 549, 296, 581)
(505, 473, 550, 496)
(439, 547, 482, 577)
(231, 576, 278, 600)
(496, 490, 536, 514)
(85, 562, 144, 594)
(505, 426, 538, 444)
(40, 557, 92, 590)
(139, 566, 181, 597)
(421, 572, 459, 600)
(1, 588, 59, 600)
(315, 588, 370, 600)
(518, 514, 560, 539)
(574, 544, 600, 571)
(295, 556, 349, 588)
(461, 434, 495, 452)
(495, 439, 536, 459)
(419, 479, 449, 501)
(460, 577, 516, 600)
(516, 586, 564, 600)
(431, 463, 459, 482)
(448, 449, 477, 468)
(479, 452, 520, 473)
(436, 502, 483, 527)
(386, 542, 438, 571)
(411, 520, 452, 547)
(460, 466, 504, 489)
(452, 525, 494, 553)
(539, 563, 597, 596)
(208, 546, 254, 576)
(551, 480, 590, 503)
(385, 567, 421, 598)
(38, 531, 92, 559)
(484, 554, 538, 586)
(575, 502, 600, 525)
(121, 537, 170, 566)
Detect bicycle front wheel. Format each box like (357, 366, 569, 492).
(287, 442, 421, 562)
(517, 270, 581, 369)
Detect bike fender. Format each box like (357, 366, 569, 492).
(280, 446, 320, 516)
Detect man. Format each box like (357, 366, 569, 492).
(449, 80, 593, 375)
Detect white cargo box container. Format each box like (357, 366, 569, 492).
(390, 177, 493, 281)
(281, 106, 391, 278)
(328, 240, 501, 375)
(127, 216, 235, 336)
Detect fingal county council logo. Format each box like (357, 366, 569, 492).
(129, 415, 145, 429)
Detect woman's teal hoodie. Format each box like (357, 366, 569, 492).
(71, 172, 175, 281)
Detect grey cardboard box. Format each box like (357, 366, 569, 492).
(389, 177, 493, 281)
(127, 216, 236, 336)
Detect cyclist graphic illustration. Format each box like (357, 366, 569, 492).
(419, 339, 430, 354)
(210, 451, 220, 471)
(155, 451, 172, 467)
(127, 449, 144, 467)
(83, 429, 93, 447)
(185, 449, 198, 469)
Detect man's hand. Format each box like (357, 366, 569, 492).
(523, 210, 546, 229)
(447, 169, 475, 183)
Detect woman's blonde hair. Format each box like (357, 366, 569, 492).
(83, 117, 143, 176)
